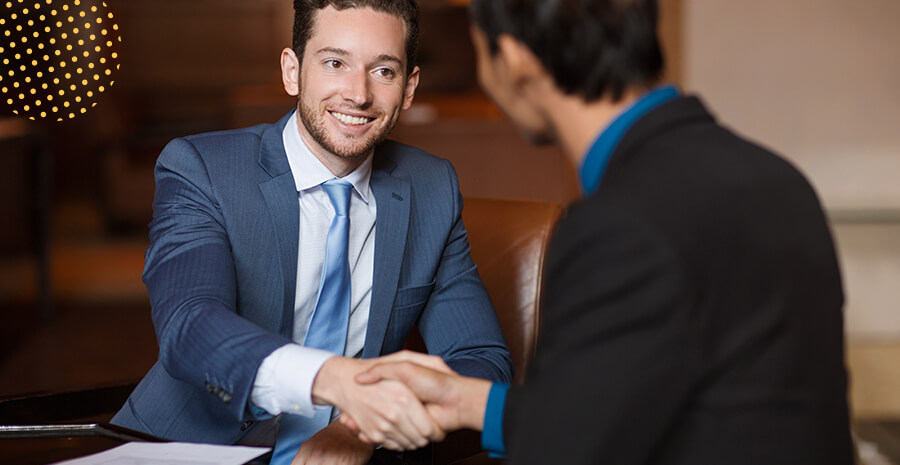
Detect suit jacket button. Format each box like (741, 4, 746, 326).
(241, 420, 253, 431)
(221, 392, 233, 403)
(205, 381, 214, 392)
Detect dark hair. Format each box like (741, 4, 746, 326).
(468, 0, 663, 102)
(293, 0, 419, 77)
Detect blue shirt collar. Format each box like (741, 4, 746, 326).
(579, 85, 679, 194)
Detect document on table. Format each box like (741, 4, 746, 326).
(51, 442, 270, 465)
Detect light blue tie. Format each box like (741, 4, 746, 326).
(270, 179, 353, 465)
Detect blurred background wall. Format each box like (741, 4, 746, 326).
(1, 0, 898, 426)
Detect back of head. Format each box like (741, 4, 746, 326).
(293, 0, 420, 76)
(469, 0, 664, 102)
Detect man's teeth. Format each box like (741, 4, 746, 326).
(331, 111, 370, 125)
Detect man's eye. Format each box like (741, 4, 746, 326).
(324, 60, 342, 69)
(374, 68, 395, 78)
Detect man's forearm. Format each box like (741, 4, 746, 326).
(452, 376, 492, 431)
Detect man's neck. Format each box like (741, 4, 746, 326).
(541, 86, 647, 168)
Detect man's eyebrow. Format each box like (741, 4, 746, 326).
(375, 54, 404, 67)
(315, 47, 350, 56)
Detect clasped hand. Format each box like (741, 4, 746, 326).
(330, 352, 492, 450)
(311, 350, 454, 451)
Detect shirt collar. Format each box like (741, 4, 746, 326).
(282, 110, 373, 203)
(579, 85, 680, 195)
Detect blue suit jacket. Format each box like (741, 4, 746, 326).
(111, 112, 512, 444)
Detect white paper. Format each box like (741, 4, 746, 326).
(51, 441, 270, 465)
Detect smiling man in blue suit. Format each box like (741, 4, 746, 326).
(110, 1, 512, 464)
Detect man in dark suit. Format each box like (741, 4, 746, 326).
(110, 1, 511, 464)
(348, 0, 854, 463)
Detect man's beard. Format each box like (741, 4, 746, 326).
(517, 124, 557, 147)
(298, 98, 398, 160)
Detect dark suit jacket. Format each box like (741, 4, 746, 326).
(504, 96, 852, 464)
(111, 112, 512, 444)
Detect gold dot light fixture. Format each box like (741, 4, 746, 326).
(1, 0, 121, 121)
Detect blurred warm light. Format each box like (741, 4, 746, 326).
(0, 0, 120, 121)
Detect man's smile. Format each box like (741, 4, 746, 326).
(329, 110, 375, 126)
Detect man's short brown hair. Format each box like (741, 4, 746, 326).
(293, 0, 420, 77)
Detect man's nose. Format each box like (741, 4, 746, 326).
(340, 70, 372, 107)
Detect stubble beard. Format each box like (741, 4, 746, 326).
(520, 125, 557, 147)
(297, 97, 399, 160)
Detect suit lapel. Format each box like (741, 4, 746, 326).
(363, 153, 410, 358)
(258, 112, 300, 337)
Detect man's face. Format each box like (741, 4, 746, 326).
(470, 26, 555, 146)
(288, 6, 418, 164)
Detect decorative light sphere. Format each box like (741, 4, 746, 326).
(1, 0, 120, 121)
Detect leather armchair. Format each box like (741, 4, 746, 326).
(425, 197, 564, 464)
(461, 197, 563, 385)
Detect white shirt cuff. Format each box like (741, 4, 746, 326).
(250, 343, 335, 418)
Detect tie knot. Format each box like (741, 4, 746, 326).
(322, 179, 352, 217)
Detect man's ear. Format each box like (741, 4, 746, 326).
(495, 34, 544, 89)
(401, 66, 420, 110)
(281, 47, 300, 97)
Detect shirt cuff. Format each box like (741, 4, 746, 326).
(250, 343, 335, 418)
(481, 382, 509, 457)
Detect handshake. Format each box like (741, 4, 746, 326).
(311, 350, 493, 451)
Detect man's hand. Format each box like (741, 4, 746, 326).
(346, 362, 492, 436)
(291, 420, 374, 465)
(311, 351, 451, 451)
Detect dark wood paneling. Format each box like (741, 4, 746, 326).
(116, 0, 285, 90)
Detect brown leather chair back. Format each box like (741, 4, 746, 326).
(422, 198, 563, 465)
(402, 197, 563, 384)
(461, 197, 563, 384)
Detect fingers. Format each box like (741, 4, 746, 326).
(428, 414, 446, 442)
(355, 361, 422, 386)
(339, 414, 359, 434)
(378, 350, 455, 375)
(357, 430, 374, 445)
(354, 369, 382, 385)
(347, 379, 439, 450)
(343, 412, 444, 444)
(400, 383, 445, 443)
(355, 362, 440, 403)
(374, 380, 436, 449)
(380, 437, 405, 452)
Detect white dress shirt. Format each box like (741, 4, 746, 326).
(250, 111, 377, 417)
